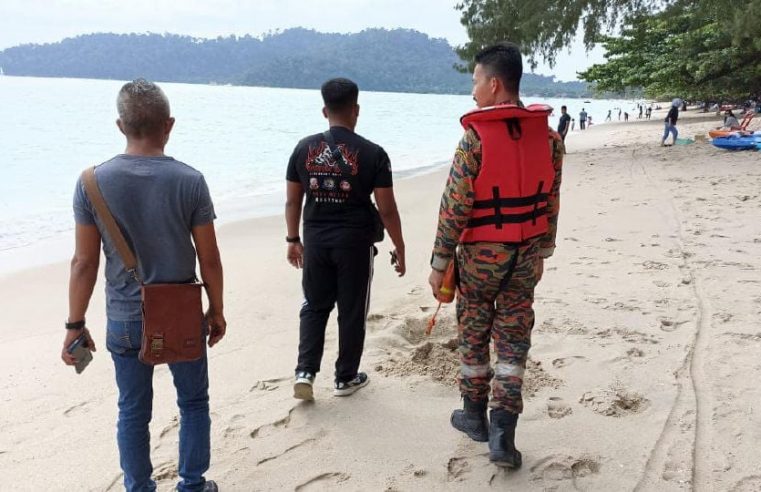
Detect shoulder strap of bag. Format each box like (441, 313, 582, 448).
(81, 167, 142, 282)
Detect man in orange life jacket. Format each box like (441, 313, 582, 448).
(428, 42, 563, 468)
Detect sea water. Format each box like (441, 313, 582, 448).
(0, 75, 629, 274)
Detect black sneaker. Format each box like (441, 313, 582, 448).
(334, 372, 369, 397)
(293, 371, 315, 400)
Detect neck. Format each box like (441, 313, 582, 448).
(328, 119, 355, 132)
(124, 138, 166, 157)
(496, 93, 520, 106)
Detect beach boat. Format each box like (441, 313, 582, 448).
(711, 134, 761, 151)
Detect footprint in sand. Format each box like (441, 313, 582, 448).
(446, 457, 471, 482)
(153, 461, 178, 482)
(530, 455, 601, 488)
(729, 475, 761, 492)
(547, 397, 572, 419)
(159, 415, 179, 439)
(295, 472, 351, 491)
(250, 376, 289, 392)
(250, 407, 295, 439)
(551, 356, 588, 369)
(579, 384, 650, 417)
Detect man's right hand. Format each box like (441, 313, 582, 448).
(206, 310, 227, 348)
(287, 242, 304, 269)
(391, 247, 406, 277)
(61, 327, 95, 366)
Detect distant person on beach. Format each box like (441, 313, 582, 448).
(557, 105, 571, 141)
(579, 108, 588, 129)
(428, 42, 563, 468)
(639, 105, 643, 119)
(606, 110, 612, 122)
(571, 118, 576, 131)
(662, 98, 681, 146)
(285, 78, 406, 401)
(587, 115, 594, 126)
(722, 110, 741, 129)
(63, 79, 225, 492)
(646, 106, 652, 119)
(624, 111, 629, 121)
(618, 108, 622, 120)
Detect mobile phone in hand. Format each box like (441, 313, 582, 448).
(390, 251, 398, 266)
(67, 332, 93, 374)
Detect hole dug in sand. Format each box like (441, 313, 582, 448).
(579, 381, 650, 417)
(377, 313, 562, 397)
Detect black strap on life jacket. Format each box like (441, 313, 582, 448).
(467, 206, 548, 229)
(469, 181, 547, 229)
(468, 181, 547, 229)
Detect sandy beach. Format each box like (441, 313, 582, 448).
(2, 109, 760, 491)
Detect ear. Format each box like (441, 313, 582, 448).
(116, 119, 127, 136)
(165, 117, 175, 134)
(355, 104, 360, 118)
(322, 107, 328, 119)
(490, 76, 501, 95)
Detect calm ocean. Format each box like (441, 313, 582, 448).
(0, 75, 629, 273)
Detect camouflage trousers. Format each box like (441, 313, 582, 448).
(456, 239, 540, 414)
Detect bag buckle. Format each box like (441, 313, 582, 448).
(150, 335, 164, 353)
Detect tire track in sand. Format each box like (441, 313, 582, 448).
(629, 148, 713, 491)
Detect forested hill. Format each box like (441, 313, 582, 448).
(0, 29, 591, 96)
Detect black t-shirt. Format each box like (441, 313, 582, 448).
(665, 106, 679, 125)
(557, 114, 571, 134)
(286, 126, 393, 247)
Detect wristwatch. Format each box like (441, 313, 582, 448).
(286, 236, 301, 243)
(65, 320, 86, 330)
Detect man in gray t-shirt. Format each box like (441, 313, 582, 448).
(62, 79, 225, 492)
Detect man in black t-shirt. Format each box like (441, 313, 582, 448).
(557, 105, 571, 143)
(285, 78, 406, 401)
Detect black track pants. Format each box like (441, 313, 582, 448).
(295, 244, 375, 383)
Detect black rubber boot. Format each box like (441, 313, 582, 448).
(489, 409, 522, 468)
(450, 397, 489, 442)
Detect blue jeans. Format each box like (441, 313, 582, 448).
(107, 320, 211, 492)
(662, 123, 678, 143)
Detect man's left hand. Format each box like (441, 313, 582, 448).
(287, 242, 304, 269)
(428, 269, 444, 299)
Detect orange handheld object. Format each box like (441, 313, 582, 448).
(436, 261, 456, 303)
(427, 261, 456, 336)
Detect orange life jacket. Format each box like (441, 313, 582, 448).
(459, 104, 555, 243)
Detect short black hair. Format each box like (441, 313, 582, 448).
(561, 105, 567, 110)
(321, 78, 359, 113)
(474, 42, 523, 94)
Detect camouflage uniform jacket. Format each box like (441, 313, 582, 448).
(431, 120, 564, 271)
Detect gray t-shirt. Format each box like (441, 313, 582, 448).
(73, 154, 216, 321)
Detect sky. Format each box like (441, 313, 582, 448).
(0, 0, 606, 82)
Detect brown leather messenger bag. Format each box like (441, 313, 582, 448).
(82, 167, 205, 365)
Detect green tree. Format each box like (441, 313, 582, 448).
(454, 0, 658, 68)
(579, 3, 761, 100)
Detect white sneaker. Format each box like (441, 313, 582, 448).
(293, 371, 315, 400)
(334, 372, 369, 397)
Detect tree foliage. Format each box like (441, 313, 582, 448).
(579, 1, 761, 100)
(455, 0, 661, 68)
(0, 29, 591, 96)
(456, 0, 761, 99)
